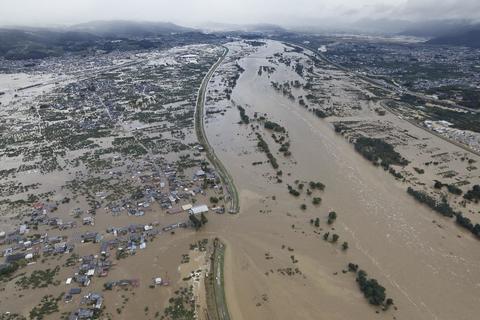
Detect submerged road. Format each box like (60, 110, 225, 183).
(195, 47, 240, 214)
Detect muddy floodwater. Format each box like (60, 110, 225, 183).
(205, 41, 480, 320)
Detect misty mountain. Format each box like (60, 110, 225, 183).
(70, 20, 195, 37)
(0, 28, 99, 59)
(426, 27, 480, 48)
(0, 21, 222, 60)
(201, 22, 286, 33)
(399, 19, 478, 38)
(346, 18, 479, 38)
(350, 18, 414, 35)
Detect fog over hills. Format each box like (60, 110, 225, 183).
(1, 0, 480, 59)
(2, 0, 480, 29)
(70, 20, 195, 37)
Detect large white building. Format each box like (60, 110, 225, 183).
(189, 205, 209, 215)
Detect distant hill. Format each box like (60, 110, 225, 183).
(342, 18, 478, 39)
(351, 18, 414, 35)
(426, 27, 480, 48)
(70, 20, 195, 37)
(399, 19, 476, 38)
(200, 22, 286, 33)
(0, 21, 222, 60)
(0, 28, 99, 60)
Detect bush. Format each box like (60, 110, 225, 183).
(407, 187, 457, 217)
(354, 137, 409, 169)
(464, 185, 480, 202)
(264, 121, 285, 133)
(356, 270, 387, 306)
(237, 106, 249, 124)
(331, 234, 339, 243)
(327, 211, 337, 224)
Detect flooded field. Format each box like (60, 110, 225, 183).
(205, 40, 480, 320)
(0, 44, 231, 319)
(1, 36, 479, 320)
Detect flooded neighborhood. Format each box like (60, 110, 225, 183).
(1, 4, 480, 319)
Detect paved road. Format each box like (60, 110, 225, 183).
(194, 47, 240, 214)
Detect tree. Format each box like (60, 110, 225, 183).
(327, 211, 337, 224)
(433, 180, 443, 189)
(332, 234, 339, 243)
(342, 242, 349, 251)
(356, 270, 387, 306)
(323, 232, 329, 241)
(314, 217, 320, 228)
(300, 204, 307, 210)
(347, 263, 358, 272)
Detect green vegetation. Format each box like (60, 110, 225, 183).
(256, 133, 279, 169)
(327, 211, 337, 225)
(237, 106, 250, 124)
(389, 167, 404, 179)
(162, 286, 195, 320)
(312, 108, 327, 118)
(287, 185, 300, 197)
(112, 137, 147, 157)
(455, 214, 480, 238)
(406, 187, 458, 217)
(423, 105, 480, 133)
(409, 185, 480, 237)
(356, 270, 387, 306)
(264, 121, 285, 133)
(309, 181, 325, 191)
(29, 295, 61, 320)
(16, 266, 60, 289)
(433, 180, 463, 195)
(413, 167, 425, 174)
(354, 137, 409, 169)
(0, 313, 26, 320)
(348, 263, 359, 272)
(426, 85, 480, 110)
(347, 266, 393, 309)
(0, 260, 26, 281)
(446, 184, 463, 195)
(464, 185, 480, 202)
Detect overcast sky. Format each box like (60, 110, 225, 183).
(1, 0, 479, 27)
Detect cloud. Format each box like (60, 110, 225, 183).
(0, 0, 478, 28)
(394, 0, 480, 20)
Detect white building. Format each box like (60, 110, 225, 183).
(189, 205, 209, 215)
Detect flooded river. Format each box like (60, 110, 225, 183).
(205, 40, 480, 320)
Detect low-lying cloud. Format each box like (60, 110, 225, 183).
(0, 0, 479, 28)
